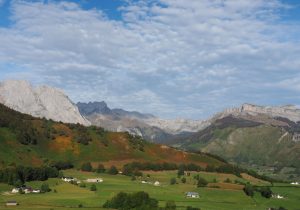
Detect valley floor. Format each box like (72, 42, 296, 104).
(0, 170, 299, 210)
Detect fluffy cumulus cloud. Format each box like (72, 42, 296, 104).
(0, 0, 300, 119)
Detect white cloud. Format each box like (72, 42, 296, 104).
(0, 0, 300, 119)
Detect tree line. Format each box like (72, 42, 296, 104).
(0, 166, 60, 186)
(103, 191, 200, 210)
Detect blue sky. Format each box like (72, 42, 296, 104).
(0, 0, 300, 119)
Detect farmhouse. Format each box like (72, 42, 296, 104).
(32, 189, 41, 193)
(24, 187, 33, 194)
(272, 194, 284, 199)
(6, 201, 18, 206)
(186, 192, 199, 198)
(11, 186, 40, 194)
(62, 177, 77, 182)
(291, 182, 299, 185)
(86, 178, 103, 183)
(11, 188, 19, 194)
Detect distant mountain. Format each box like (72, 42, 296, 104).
(173, 104, 300, 178)
(77, 101, 155, 120)
(0, 80, 90, 125)
(77, 101, 113, 116)
(216, 103, 300, 122)
(77, 101, 207, 142)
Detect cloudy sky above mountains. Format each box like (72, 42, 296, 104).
(0, 0, 300, 119)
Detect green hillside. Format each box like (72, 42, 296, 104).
(0, 103, 223, 168)
(176, 116, 300, 180)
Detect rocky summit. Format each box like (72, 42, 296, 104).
(219, 103, 300, 122)
(0, 80, 90, 125)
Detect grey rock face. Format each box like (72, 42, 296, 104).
(220, 103, 300, 122)
(0, 80, 90, 125)
(77, 101, 112, 116)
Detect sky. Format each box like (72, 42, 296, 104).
(0, 0, 300, 119)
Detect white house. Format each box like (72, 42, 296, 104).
(32, 189, 41, 193)
(11, 186, 39, 194)
(86, 178, 103, 183)
(24, 189, 32, 194)
(291, 182, 299, 185)
(62, 177, 77, 182)
(6, 201, 18, 206)
(11, 188, 20, 194)
(154, 181, 160, 186)
(272, 194, 284, 199)
(186, 192, 199, 198)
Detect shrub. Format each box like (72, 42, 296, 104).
(181, 177, 186, 183)
(40, 183, 51, 193)
(259, 187, 272, 198)
(243, 184, 254, 197)
(79, 183, 86, 188)
(81, 162, 92, 172)
(197, 177, 208, 187)
(170, 178, 177, 185)
(96, 164, 105, 173)
(177, 166, 185, 177)
(108, 165, 118, 175)
(90, 184, 97, 191)
(165, 200, 176, 210)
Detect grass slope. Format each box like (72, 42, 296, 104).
(177, 116, 300, 180)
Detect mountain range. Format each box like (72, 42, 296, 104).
(77, 101, 208, 142)
(0, 80, 299, 178)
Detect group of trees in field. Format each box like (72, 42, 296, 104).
(0, 166, 59, 186)
(170, 173, 209, 187)
(103, 191, 200, 210)
(50, 161, 74, 170)
(109, 161, 282, 185)
(80, 162, 119, 175)
(243, 183, 273, 199)
(103, 191, 159, 210)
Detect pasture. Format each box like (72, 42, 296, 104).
(0, 169, 299, 210)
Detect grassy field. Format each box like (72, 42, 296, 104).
(0, 170, 299, 210)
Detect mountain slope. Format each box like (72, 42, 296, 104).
(0, 80, 90, 125)
(174, 114, 300, 175)
(0, 102, 224, 168)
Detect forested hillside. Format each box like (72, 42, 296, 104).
(0, 103, 223, 168)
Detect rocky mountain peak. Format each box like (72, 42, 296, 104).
(77, 101, 112, 116)
(219, 103, 300, 122)
(0, 80, 90, 125)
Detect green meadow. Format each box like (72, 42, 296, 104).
(0, 170, 299, 210)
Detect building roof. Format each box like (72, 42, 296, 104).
(186, 192, 199, 195)
(6, 201, 17, 203)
